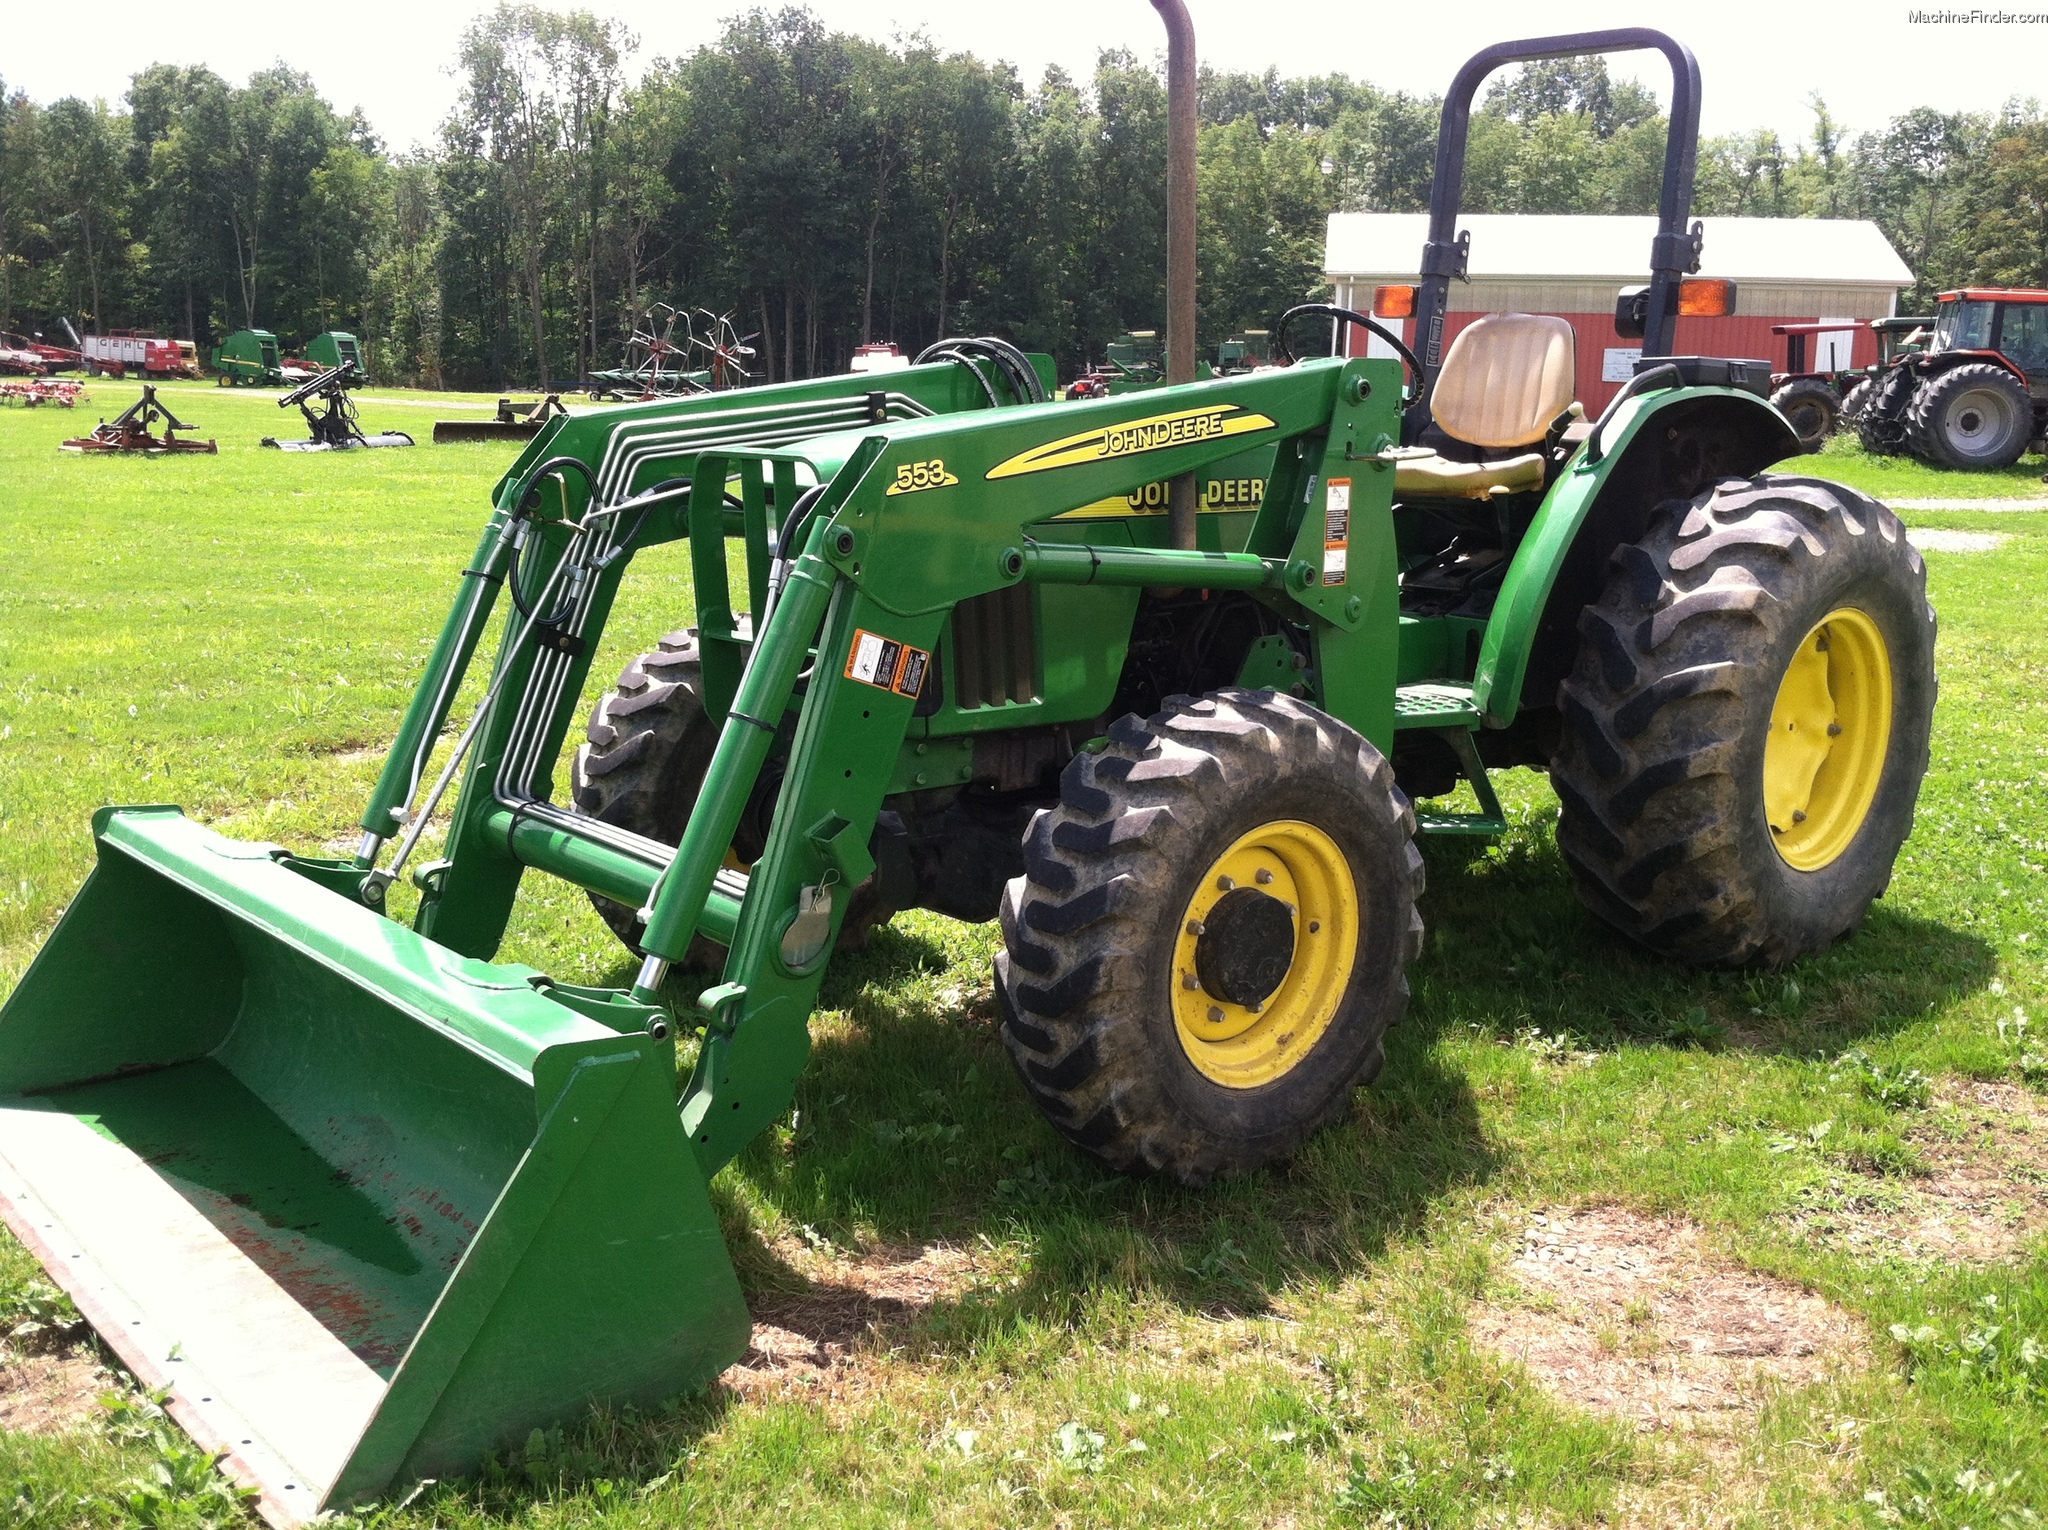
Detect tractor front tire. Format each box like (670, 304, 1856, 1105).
(570, 629, 725, 959)
(1552, 475, 1936, 968)
(571, 628, 898, 961)
(995, 689, 1424, 1185)
(1769, 380, 1840, 452)
(1905, 362, 2033, 469)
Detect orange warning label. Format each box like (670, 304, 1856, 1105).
(844, 628, 931, 697)
(1323, 478, 1351, 585)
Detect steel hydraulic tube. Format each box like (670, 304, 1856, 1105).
(357, 509, 519, 858)
(1020, 542, 1285, 591)
(631, 522, 840, 999)
(481, 808, 743, 948)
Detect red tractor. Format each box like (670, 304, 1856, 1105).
(1855, 288, 2047, 469)
(1766, 321, 1866, 450)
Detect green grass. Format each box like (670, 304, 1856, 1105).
(3, 390, 2047, 1527)
(1806, 433, 2048, 500)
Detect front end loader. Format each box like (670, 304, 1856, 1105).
(0, 28, 1935, 1526)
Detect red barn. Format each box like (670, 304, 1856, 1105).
(1322, 214, 1915, 411)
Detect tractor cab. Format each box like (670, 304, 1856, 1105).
(1931, 289, 2048, 395)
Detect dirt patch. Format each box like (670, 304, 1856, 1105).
(723, 1241, 977, 1403)
(0, 1345, 110, 1434)
(1791, 1079, 2048, 1263)
(1470, 1207, 1864, 1439)
(301, 740, 385, 762)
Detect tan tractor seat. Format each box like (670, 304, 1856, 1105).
(1394, 313, 1578, 499)
(1394, 450, 1548, 499)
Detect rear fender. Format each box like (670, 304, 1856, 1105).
(1472, 387, 1799, 725)
(1919, 348, 2030, 386)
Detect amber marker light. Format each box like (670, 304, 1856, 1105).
(1677, 278, 1736, 317)
(1371, 284, 1417, 319)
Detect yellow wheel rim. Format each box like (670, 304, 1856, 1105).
(1763, 608, 1893, 871)
(1170, 820, 1358, 1089)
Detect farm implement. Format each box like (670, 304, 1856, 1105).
(0, 25, 1935, 1527)
(0, 377, 88, 407)
(58, 385, 215, 453)
(586, 307, 758, 400)
(432, 394, 571, 445)
(213, 329, 286, 386)
(261, 364, 414, 452)
(0, 330, 83, 374)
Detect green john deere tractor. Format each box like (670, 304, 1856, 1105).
(0, 25, 1934, 1524)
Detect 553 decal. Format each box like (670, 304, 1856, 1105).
(884, 457, 959, 495)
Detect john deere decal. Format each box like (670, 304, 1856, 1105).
(1056, 476, 1267, 520)
(986, 403, 1275, 480)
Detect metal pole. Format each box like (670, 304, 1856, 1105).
(1152, 0, 1200, 552)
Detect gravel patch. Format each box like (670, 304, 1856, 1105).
(1906, 529, 2008, 552)
(1890, 498, 2048, 511)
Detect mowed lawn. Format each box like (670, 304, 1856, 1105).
(1, 383, 2046, 1528)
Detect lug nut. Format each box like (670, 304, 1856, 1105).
(1255, 867, 1275, 885)
(1186, 919, 1206, 937)
(1308, 920, 1322, 934)
(1793, 809, 1808, 823)
(1208, 1006, 1225, 1023)
(1827, 722, 1843, 737)
(1182, 973, 1200, 990)
(1217, 875, 1236, 891)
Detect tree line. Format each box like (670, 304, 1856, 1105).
(2, 5, 2043, 390)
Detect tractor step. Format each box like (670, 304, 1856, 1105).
(1413, 805, 1509, 836)
(1394, 692, 1509, 837)
(1393, 682, 1481, 728)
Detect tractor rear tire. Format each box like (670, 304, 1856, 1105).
(1905, 362, 2033, 469)
(1838, 378, 1874, 429)
(1770, 380, 1840, 452)
(1856, 368, 1918, 456)
(1551, 474, 1936, 968)
(995, 688, 1424, 1185)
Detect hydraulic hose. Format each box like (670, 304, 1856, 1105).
(914, 337, 1045, 406)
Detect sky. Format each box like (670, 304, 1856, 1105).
(5, 0, 2045, 154)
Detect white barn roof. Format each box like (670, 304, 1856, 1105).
(1325, 214, 1913, 290)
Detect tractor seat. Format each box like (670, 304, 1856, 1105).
(1393, 313, 1577, 500)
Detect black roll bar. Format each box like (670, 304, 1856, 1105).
(1411, 29, 1703, 389)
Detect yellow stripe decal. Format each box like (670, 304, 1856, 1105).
(985, 404, 1276, 480)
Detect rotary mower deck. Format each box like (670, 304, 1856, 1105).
(261, 364, 414, 452)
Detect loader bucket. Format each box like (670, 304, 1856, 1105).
(0, 807, 750, 1526)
